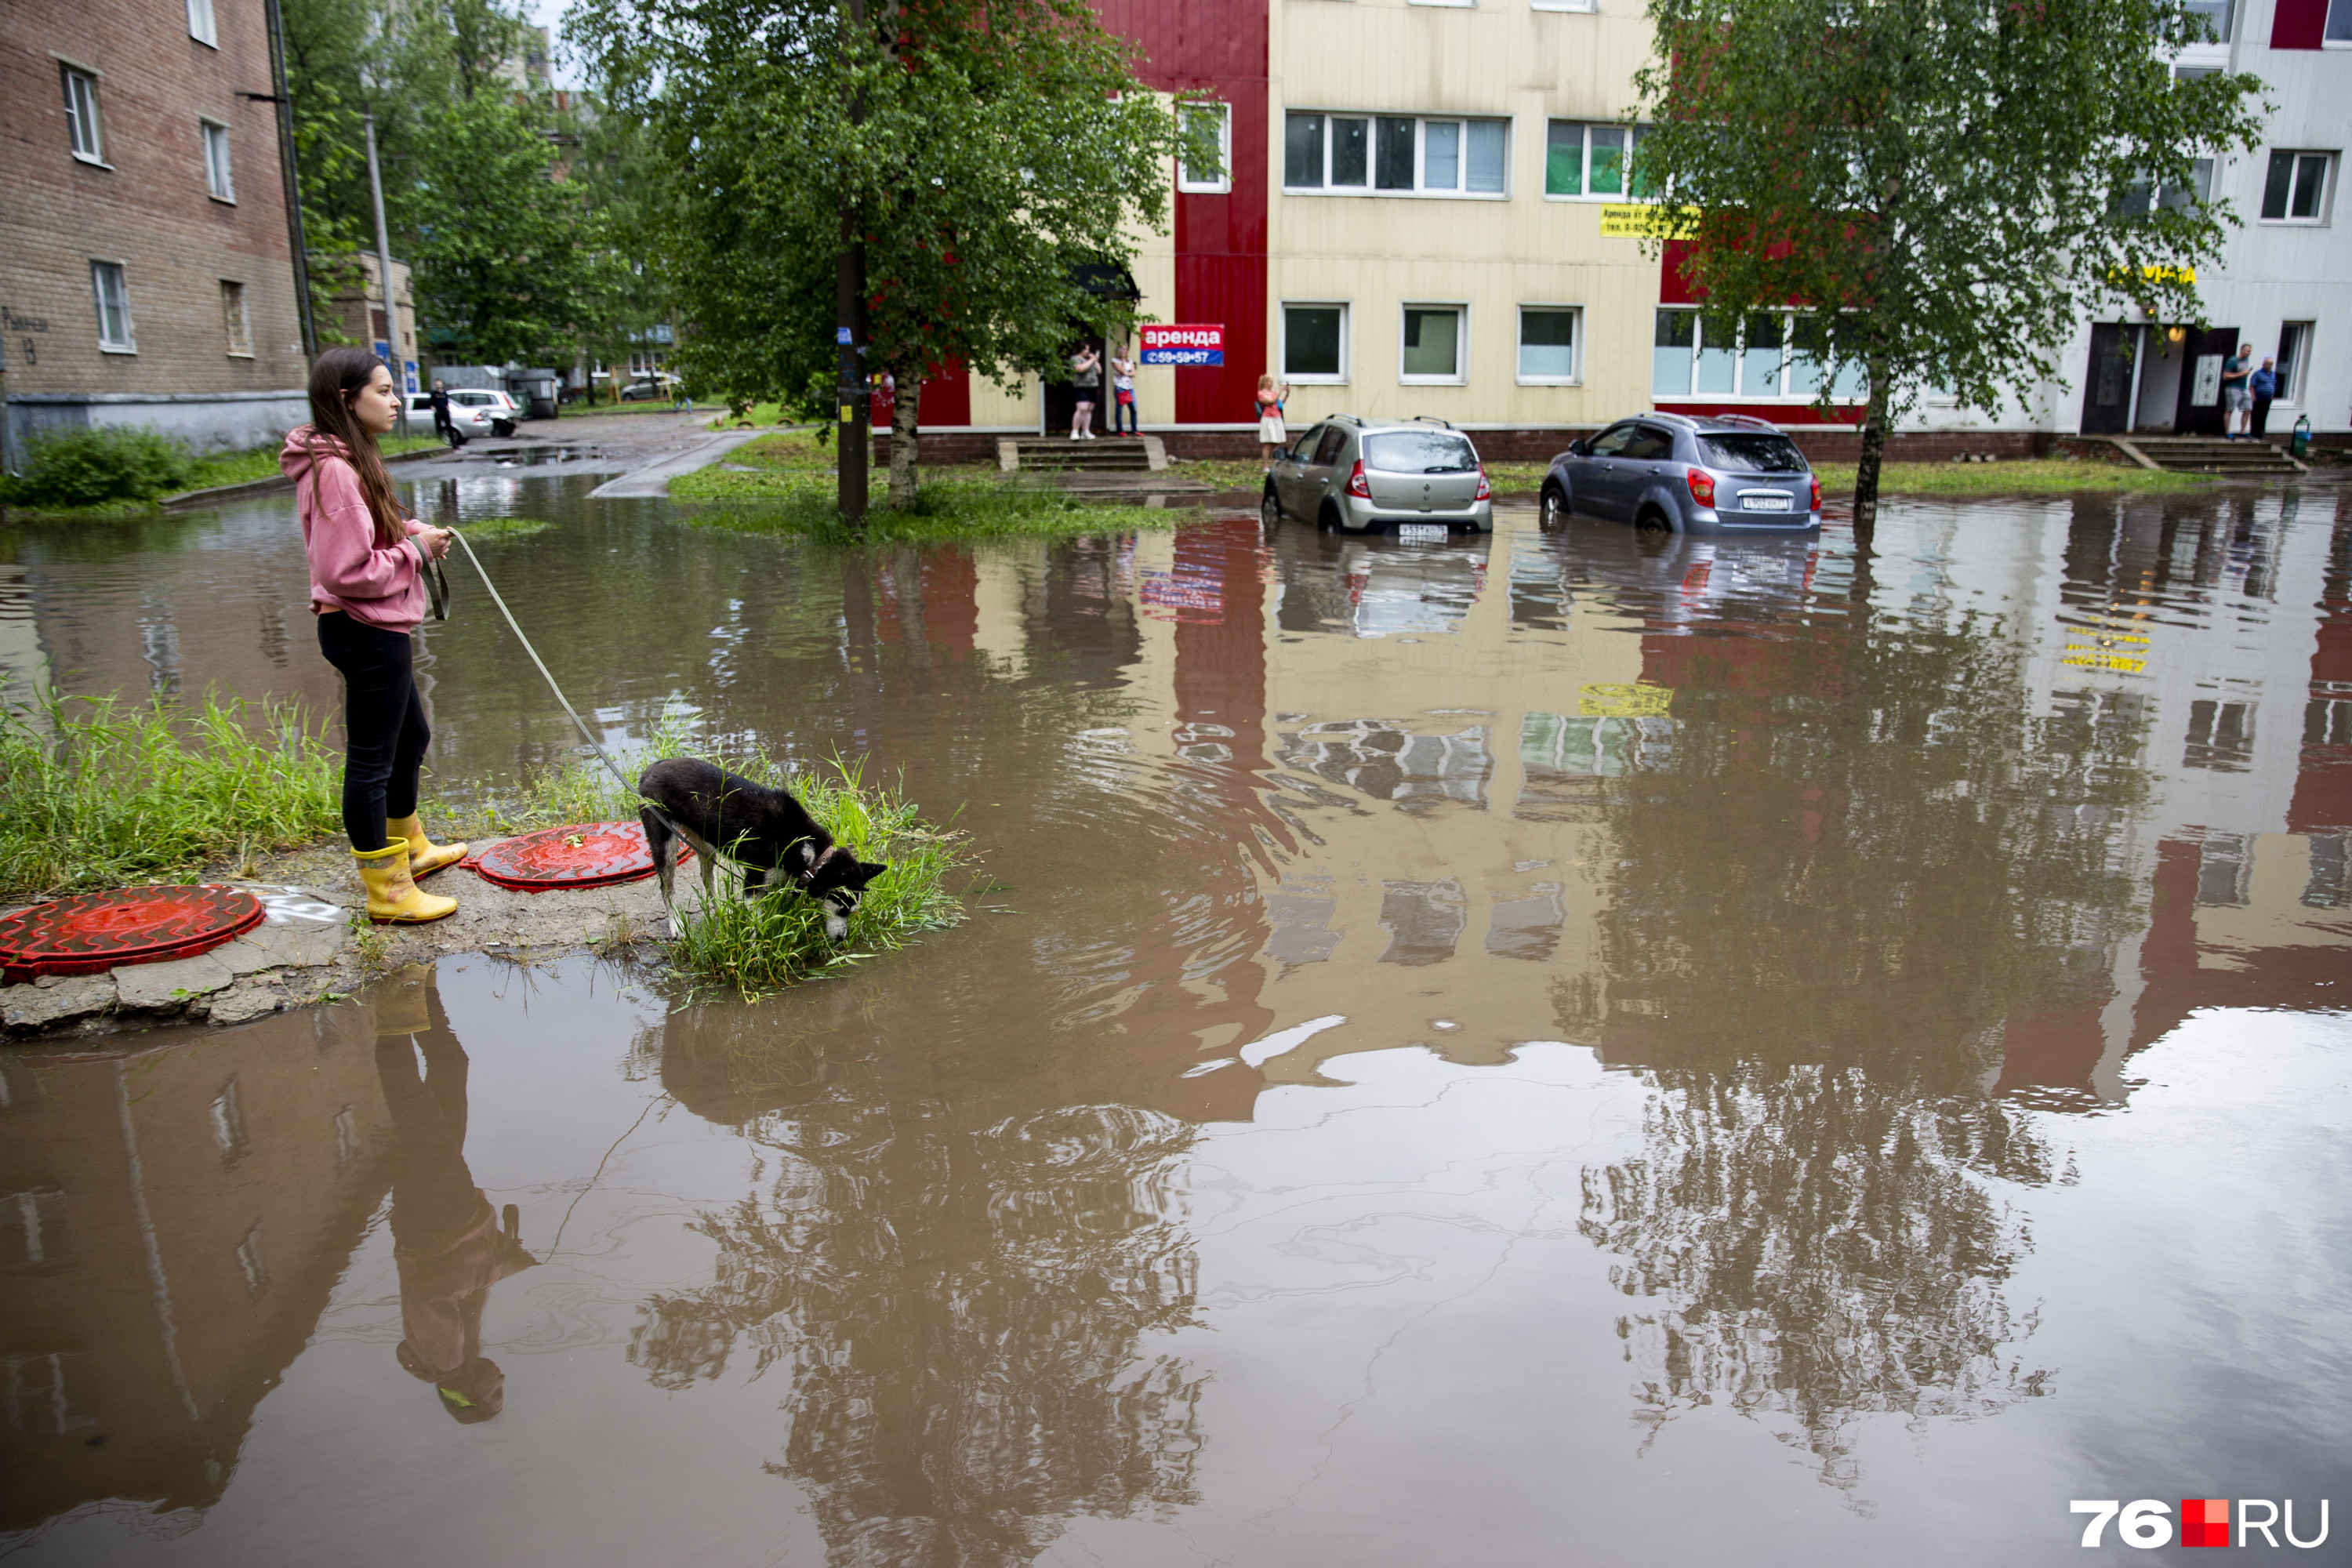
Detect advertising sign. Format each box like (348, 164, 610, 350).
(1140, 324, 1225, 366)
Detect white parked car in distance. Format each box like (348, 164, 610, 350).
(408, 388, 519, 439)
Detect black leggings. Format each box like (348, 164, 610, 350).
(318, 611, 430, 851)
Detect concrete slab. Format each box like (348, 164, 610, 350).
(208, 975, 286, 1025)
(116, 951, 238, 1009)
(2, 973, 117, 1030)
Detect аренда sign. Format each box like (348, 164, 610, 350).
(1140, 324, 1225, 366)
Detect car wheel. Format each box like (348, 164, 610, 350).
(1261, 487, 1283, 530)
(1540, 485, 1569, 532)
(1634, 505, 1674, 534)
(492, 420, 516, 437)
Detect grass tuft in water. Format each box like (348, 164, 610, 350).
(677, 475, 1184, 543)
(0, 694, 345, 900)
(657, 757, 965, 995)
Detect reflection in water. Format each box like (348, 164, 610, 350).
(373, 968, 535, 1425)
(0, 485, 2346, 1560)
(633, 1003, 1203, 1566)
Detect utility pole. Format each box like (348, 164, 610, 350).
(362, 111, 408, 437)
(260, 0, 317, 361)
(835, 0, 868, 525)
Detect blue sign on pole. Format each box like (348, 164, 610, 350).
(836, 327, 854, 345)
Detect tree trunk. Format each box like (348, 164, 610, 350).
(1852, 358, 1890, 555)
(887, 376, 921, 508)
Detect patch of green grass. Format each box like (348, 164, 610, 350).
(664, 759, 964, 995)
(451, 514, 551, 544)
(170, 434, 445, 497)
(0, 694, 344, 900)
(704, 403, 791, 429)
(1163, 457, 1273, 491)
(674, 475, 1185, 542)
(716, 430, 840, 472)
(1813, 459, 2220, 495)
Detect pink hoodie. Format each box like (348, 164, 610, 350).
(281, 427, 431, 633)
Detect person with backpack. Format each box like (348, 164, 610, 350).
(282, 347, 466, 925)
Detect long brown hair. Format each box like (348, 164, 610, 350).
(304, 347, 404, 547)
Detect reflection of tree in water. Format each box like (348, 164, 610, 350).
(1562, 590, 2147, 1490)
(631, 1006, 1203, 1566)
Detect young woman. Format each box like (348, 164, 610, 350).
(1256, 374, 1290, 469)
(284, 348, 465, 923)
(1109, 347, 1139, 434)
(1069, 345, 1102, 439)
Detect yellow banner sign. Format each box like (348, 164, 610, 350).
(2061, 651, 2147, 673)
(1579, 682, 1674, 717)
(1599, 204, 1698, 239)
(2107, 263, 2197, 286)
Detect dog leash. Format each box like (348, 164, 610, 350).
(443, 527, 637, 795)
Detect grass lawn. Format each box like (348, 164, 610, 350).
(1811, 459, 2219, 495)
(172, 433, 448, 496)
(675, 473, 1184, 543)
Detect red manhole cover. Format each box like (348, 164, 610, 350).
(0, 885, 267, 983)
(470, 822, 690, 893)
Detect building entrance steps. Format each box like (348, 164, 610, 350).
(999, 435, 1166, 474)
(2107, 434, 2307, 475)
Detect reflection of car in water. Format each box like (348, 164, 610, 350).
(1339, 537, 1490, 637)
(1532, 521, 1821, 630)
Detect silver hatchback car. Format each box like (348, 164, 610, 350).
(1262, 416, 1494, 535)
(1541, 413, 1820, 535)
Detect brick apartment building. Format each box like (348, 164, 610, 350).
(1, 0, 309, 463)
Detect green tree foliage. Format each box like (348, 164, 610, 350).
(572, 0, 1181, 506)
(1629, 0, 2266, 543)
(281, 0, 623, 366)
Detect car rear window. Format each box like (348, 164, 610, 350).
(1363, 430, 1477, 473)
(1697, 434, 1807, 473)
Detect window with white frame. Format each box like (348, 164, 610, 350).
(2261, 151, 2333, 221)
(1400, 304, 1466, 383)
(1531, 0, 1598, 11)
(1517, 306, 1580, 383)
(2181, 0, 2232, 43)
(1283, 303, 1349, 383)
(221, 281, 251, 356)
(1546, 121, 1654, 198)
(1284, 113, 1509, 196)
(2327, 0, 2351, 43)
(1653, 308, 1867, 400)
(187, 0, 218, 46)
(2277, 322, 2314, 402)
(201, 121, 235, 201)
(1178, 102, 1230, 194)
(60, 67, 103, 164)
(91, 262, 134, 352)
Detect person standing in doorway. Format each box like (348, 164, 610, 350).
(1256, 374, 1290, 470)
(1069, 345, 1101, 440)
(2249, 356, 2278, 442)
(1109, 347, 1139, 435)
(283, 347, 465, 924)
(2220, 343, 2254, 438)
(428, 379, 457, 448)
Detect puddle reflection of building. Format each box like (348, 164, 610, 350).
(0, 1004, 393, 1531)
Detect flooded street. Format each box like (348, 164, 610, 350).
(2, 473, 2348, 1564)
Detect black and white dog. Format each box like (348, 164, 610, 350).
(637, 757, 886, 939)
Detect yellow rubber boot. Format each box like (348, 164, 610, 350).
(355, 840, 459, 924)
(387, 812, 467, 878)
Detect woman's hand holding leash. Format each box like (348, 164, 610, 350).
(417, 526, 454, 561)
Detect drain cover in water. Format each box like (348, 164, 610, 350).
(0, 885, 267, 982)
(470, 822, 689, 893)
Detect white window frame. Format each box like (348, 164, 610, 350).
(1283, 111, 1512, 199)
(201, 119, 235, 202)
(1651, 307, 1867, 401)
(187, 0, 219, 47)
(90, 261, 135, 353)
(1531, 0, 1599, 11)
(60, 65, 105, 166)
(2326, 0, 2352, 45)
(1542, 119, 1652, 202)
(1515, 303, 1583, 385)
(1281, 301, 1352, 385)
(1406, 0, 1476, 7)
(1178, 101, 1232, 194)
(221, 279, 252, 358)
(1399, 302, 1469, 386)
(2276, 321, 2314, 405)
(2259, 150, 2336, 224)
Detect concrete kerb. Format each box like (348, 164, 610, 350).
(587, 429, 771, 499)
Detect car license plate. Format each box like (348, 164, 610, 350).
(1397, 523, 1448, 543)
(1739, 492, 1791, 512)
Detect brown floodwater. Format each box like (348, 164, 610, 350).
(2, 476, 2348, 1565)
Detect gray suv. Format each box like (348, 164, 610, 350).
(1541, 413, 1820, 535)
(1262, 416, 1494, 535)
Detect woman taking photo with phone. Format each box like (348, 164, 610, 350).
(282, 348, 466, 924)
